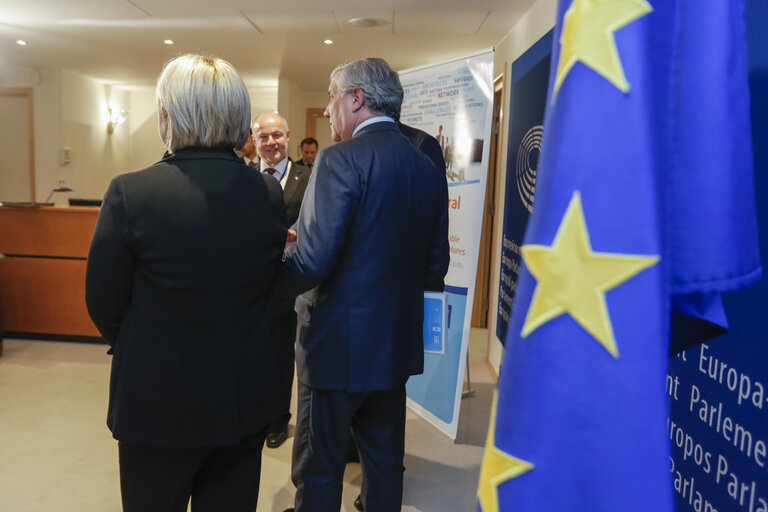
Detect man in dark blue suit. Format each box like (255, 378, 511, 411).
(279, 58, 449, 512)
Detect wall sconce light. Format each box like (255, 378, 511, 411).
(107, 107, 130, 134)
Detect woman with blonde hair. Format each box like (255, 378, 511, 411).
(86, 54, 287, 512)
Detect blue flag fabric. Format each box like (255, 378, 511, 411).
(478, 1, 761, 511)
(668, 0, 761, 352)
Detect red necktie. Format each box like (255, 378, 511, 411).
(264, 167, 276, 176)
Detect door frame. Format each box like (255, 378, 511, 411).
(484, 72, 506, 380)
(470, 73, 505, 332)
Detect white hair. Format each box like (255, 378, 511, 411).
(156, 54, 251, 152)
(330, 58, 403, 119)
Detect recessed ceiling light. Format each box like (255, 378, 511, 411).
(323, 39, 334, 45)
(16, 40, 26, 46)
(164, 39, 174, 45)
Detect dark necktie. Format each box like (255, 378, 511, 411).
(264, 167, 276, 176)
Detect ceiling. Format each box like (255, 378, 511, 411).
(0, 0, 536, 92)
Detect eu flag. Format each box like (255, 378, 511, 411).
(478, 1, 761, 511)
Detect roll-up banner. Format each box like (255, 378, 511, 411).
(401, 49, 495, 440)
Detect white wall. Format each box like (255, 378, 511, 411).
(299, 90, 334, 156)
(0, 94, 33, 201)
(37, 68, 63, 202)
(486, 0, 557, 374)
(277, 77, 305, 161)
(1, 68, 136, 203)
(58, 71, 131, 202)
(126, 88, 165, 172)
(249, 85, 279, 122)
(276, 79, 335, 160)
(0, 67, 61, 202)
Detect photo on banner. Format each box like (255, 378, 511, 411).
(400, 49, 495, 439)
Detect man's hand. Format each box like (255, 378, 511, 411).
(285, 229, 297, 251)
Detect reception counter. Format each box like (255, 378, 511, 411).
(0, 205, 102, 346)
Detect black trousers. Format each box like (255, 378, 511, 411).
(269, 307, 297, 433)
(118, 427, 268, 512)
(291, 382, 406, 512)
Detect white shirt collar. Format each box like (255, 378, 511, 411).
(260, 157, 289, 182)
(352, 116, 395, 137)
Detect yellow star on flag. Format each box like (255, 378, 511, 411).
(520, 192, 658, 358)
(477, 391, 533, 512)
(553, 0, 652, 98)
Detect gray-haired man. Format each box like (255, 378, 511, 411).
(279, 58, 449, 512)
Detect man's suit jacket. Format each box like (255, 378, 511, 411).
(397, 122, 446, 173)
(244, 157, 260, 168)
(280, 121, 450, 392)
(280, 159, 311, 226)
(295, 158, 313, 169)
(86, 148, 287, 447)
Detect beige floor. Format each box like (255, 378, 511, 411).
(0, 329, 495, 512)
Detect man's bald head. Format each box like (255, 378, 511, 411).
(253, 113, 290, 167)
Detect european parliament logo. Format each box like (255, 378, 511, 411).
(515, 125, 542, 213)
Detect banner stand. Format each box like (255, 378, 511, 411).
(401, 49, 495, 440)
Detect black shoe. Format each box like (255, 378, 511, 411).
(266, 428, 288, 448)
(354, 494, 364, 511)
(282, 509, 294, 512)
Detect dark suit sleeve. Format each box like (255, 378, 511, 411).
(279, 147, 361, 294)
(425, 165, 450, 292)
(85, 177, 135, 347)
